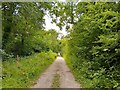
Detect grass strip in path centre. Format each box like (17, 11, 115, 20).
(51, 72, 60, 88)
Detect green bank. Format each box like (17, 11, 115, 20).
(2, 51, 57, 88)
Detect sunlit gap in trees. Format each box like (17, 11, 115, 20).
(43, 10, 70, 40)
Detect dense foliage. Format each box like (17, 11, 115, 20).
(1, 2, 59, 88)
(58, 2, 120, 89)
(0, 2, 59, 88)
(2, 2, 59, 59)
(1, 1, 120, 89)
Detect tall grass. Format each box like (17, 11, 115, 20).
(2, 51, 57, 88)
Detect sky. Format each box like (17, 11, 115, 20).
(43, 0, 77, 39)
(43, 12, 68, 39)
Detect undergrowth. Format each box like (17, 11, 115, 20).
(2, 51, 57, 88)
(64, 54, 120, 89)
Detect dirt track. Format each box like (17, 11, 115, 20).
(32, 56, 80, 88)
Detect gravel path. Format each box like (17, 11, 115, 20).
(32, 56, 81, 88)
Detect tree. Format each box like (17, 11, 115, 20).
(58, 2, 120, 88)
(2, 2, 53, 58)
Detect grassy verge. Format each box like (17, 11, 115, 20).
(64, 54, 120, 89)
(2, 51, 57, 88)
(64, 55, 94, 88)
(51, 73, 60, 88)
